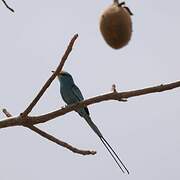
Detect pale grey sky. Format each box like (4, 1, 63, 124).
(0, 0, 180, 179)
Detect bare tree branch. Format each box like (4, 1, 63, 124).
(26, 125, 96, 155)
(1, 80, 180, 129)
(0, 34, 179, 157)
(2, 0, 14, 12)
(21, 34, 78, 118)
(28, 80, 180, 124)
(2, 108, 96, 156)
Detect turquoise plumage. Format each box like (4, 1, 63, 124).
(56, 71, 129, 174)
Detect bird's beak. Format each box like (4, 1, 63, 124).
(51, 70, 63, 76)
(51, 70, 57, 76)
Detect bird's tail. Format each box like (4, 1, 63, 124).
(84, 115, 129, 174)
(84, 115, 103, 138)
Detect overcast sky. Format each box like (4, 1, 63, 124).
(0, 0, 180, 179)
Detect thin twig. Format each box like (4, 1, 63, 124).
(2, 108, 96, 156)
(2, 108, 12, 117)
(21, 34, 78, 118)
(26, 125, 96, 155)
(1, 80, 180, 129)
(2, 0, 14, 12)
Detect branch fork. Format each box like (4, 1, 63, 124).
(1, 34, 180, 156)
(1, 34, 96, 156)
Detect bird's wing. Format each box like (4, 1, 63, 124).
(72, 84, 90, 115)
(72, 84, 84, 101)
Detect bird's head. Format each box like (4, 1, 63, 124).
(52, 70, 74, 85)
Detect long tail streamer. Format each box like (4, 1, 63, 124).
(100, 136, 129, 174)
(84, 115, 129, 174)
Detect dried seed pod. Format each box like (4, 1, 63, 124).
(100, 1, 133, 49)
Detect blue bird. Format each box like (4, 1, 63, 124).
(54, 71, 129, 174)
